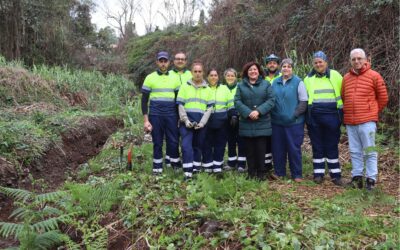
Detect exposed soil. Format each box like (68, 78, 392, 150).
(0, 116, 123, 249)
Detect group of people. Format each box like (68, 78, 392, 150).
(141, 48, 388, 191)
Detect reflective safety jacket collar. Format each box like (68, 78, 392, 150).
(187, 79, 208, 88)
(226, 82, 237, 90)
(308, 68, 331, 78)
(157, 69, 169, 75)
(172, 67, 189, 73)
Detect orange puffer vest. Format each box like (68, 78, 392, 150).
(342, 63, 388, 125)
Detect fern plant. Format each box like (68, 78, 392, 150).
(0, 186, 76, 250)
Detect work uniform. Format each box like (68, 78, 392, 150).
(304, 69, 343, 179)
(264, 70, 281, 170)
(226, 83, 246, 170)
(176, 80, 214, 178)
(265, 71, 282, 84)
(141, 70, 180, 174)
(202, 84, 232, 173)
(164, 68, 192, 167)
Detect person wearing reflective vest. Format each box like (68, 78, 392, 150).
(165, 52, 192, 167)
(202, 69, 232, 174)
(264, 54, 282, 84)
(141, 51, 180, 175)
(304, 51, 344, 186)
(271, 58, 308, 182)
(176, 61, 214, 180)
(223, 68, 246, 172)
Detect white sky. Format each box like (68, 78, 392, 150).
(91, 0, 211, 36)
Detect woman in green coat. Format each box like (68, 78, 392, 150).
(234, 62, 275, 180)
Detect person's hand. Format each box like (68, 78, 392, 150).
(249, 110, 260, 120)
(185, 120, 194, 128)
(230, 116, 238, 127)
(144, 121, 152, 132)
(194, 122, 204, 130)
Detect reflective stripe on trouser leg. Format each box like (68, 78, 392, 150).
(307, 119, 326, 177)
(193, 126, 207, 172)
(321, 112, 342, 179)
(237, 135, 246, 168)
(149, 115, 164, 171)
(211, 126, 227, 172)
(202, 162, 213, 173)
(202, 127, 214, 173)
(179, 125, 194, 177)
(164, 115, 180, 168)
(193, 161, 202, 172)
(213, 161, 223, 173)
(264, 136, 273, 171)
(153, 158, 163, 173)
(165, 155, 171, 167)
(227, 122, 238, 167)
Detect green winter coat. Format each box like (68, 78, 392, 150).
(234, 76, 275, 137)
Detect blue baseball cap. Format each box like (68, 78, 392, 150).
(157, 51, 169, 60)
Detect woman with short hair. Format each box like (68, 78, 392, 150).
(271, 58, 308, 182)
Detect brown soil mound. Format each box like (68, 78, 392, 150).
(27, 116, 123, 189)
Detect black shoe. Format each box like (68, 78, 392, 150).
(347, 176, 363, 189)
(314, 176, 324, 184)
(332, 178, 344, 186)
(366, 178, 375, 191)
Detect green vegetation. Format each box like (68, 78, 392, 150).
(0, 55, 134, 165)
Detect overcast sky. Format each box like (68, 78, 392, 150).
(91, 0, 211, 36)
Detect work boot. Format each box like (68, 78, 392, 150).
(332, 178, 344, 187)
(366, 178, 375, 191)
(267, 171, 279, 181)
(313, 176, 324, 184)
(347, 176, 363, 189)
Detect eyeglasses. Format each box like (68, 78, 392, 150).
(351, 57, 365, 61)
(174, 58, 186, 61)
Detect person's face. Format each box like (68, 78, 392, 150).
(248, 65, 259, 81)
(266, 61, 279, 72)
(350, 52, 367, 70)
(281, 63, 293, 77)
(207, 70, 219, 86)
(173, 53, 187, 70)
(313, 58, 328, 74)
(191, 65, 204, 82)
(225, 71, 236, 85)
(156, 58, 169, 72)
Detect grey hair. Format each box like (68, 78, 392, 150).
(280, 58, 294, 67)
(223, 68, 237, 77)
(350, 48, 367, 59)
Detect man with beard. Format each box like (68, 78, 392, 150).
(264, 54, 282, 84)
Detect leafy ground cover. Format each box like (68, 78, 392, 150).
(0, 57, 398, 249)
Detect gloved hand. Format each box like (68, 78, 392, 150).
(230, 116, 238, 127)
(185, 120, 194, 128)
(194, 122, 204, 130)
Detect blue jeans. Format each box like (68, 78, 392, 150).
(346, 122, 378, 180)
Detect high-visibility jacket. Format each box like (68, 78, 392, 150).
(265, 71, 282, 84)
(176, 80, 214, 123)
(226, 83, 238, 117)
(169, 69, 192, 85)
(208, 83, 232, 128)
(304, 69, 343, 109)
(141, 70, 180, 115)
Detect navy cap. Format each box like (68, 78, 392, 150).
(313, 51, 328, 62)
(157, 51, 169, 60)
